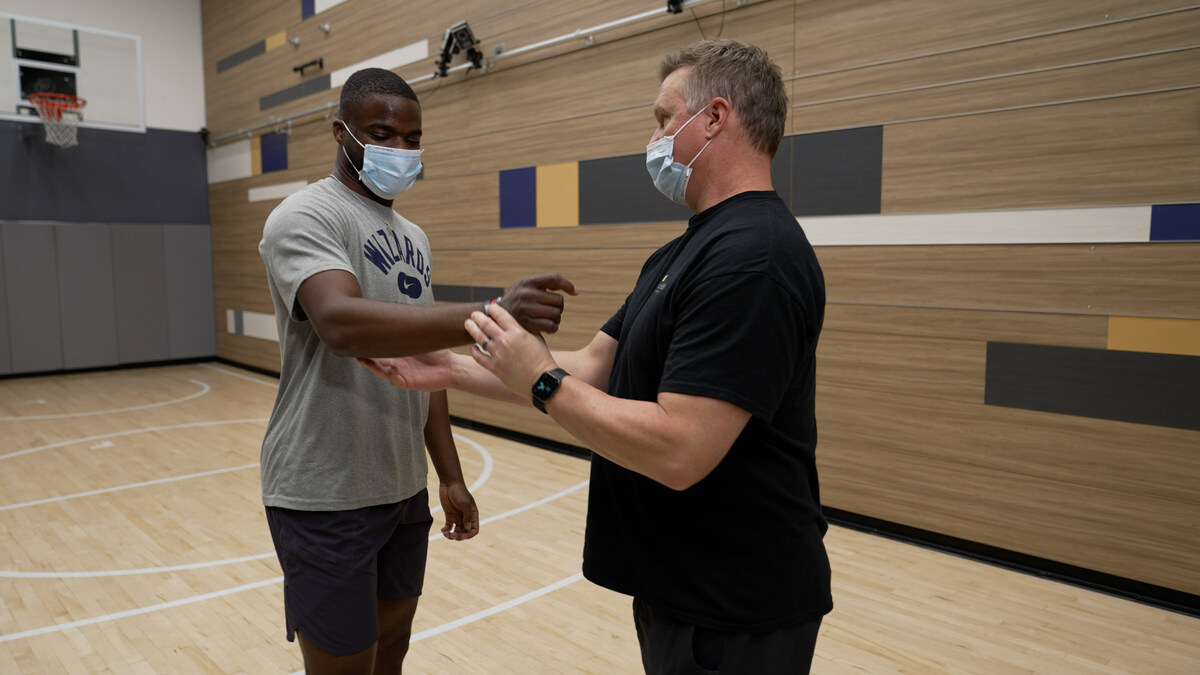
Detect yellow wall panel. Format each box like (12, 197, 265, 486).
(1108, 316, 1200, 357)
(536, 162, 579, 228)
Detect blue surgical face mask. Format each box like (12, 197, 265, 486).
(340, 121, 423, 200)
(645, 104, 713, 206)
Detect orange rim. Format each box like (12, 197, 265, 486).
(28, 93, 86, 121)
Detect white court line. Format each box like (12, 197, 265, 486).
(411, 573, 585, 642)
(0, 418, 270, 462)
(0, 553, 277, 579)
(0, 477, 589, 642)
(0, 435, 496, 578)
(0, 577, 284, 644)
(0, 463, 259, 514)
(0, 379, 211, 421)
(287, 573, 588, 674)
(197, 363, 280, 388)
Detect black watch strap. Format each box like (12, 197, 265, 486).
(531, 368, 569, 414)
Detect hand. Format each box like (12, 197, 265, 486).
(358, 350, 455, 391)
(466, 304, 558, 397)
(500, 274, 578, 335)
(438, 481, 479, 541)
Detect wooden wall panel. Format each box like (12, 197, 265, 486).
(792, 0, 1196, 75)
(881, 89, 1200, 211)
(816, 386, 1200, 593)
(819, 243, 1200, 317)
(823, 305, 1110, 349)
(792, 8, 1200, 105)
(794, 49, 1199, 133)
(202, 1, 1200, 601)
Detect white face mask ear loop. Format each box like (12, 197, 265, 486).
(337, 120, 367, 177)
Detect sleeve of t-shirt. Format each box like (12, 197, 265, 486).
(260, 204, 356, 322)
(658, 270, 804, 422)
(600, 299, 628, 341)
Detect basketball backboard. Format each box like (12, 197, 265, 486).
(0, 13, 144, 132)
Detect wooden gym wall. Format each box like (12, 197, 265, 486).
(201, 0, 1200, 602)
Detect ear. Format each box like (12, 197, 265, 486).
(332, 119, 347, 143)
(704, 97, 732, 139)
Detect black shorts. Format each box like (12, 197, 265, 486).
(633, 597, 823, 674)
(265, 490, 433, 656)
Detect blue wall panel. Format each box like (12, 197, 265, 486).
(499, 167, 537, 229)
(1150, 203, 1200, 241)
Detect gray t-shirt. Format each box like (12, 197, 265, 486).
(258, 176, 433, 510)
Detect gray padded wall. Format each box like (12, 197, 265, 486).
(111, 224, 170, 364)
(2, 223, 63, 373)
(0, 232, 10, 375)
(55, 224, 120, 370)
(163, 226, 217, 359)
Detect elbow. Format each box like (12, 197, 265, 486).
(314, 321, 358, 357)
(657, 460, 710, 492)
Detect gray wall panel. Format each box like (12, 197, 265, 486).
(2, 223, 63, 373)
(0, 231, 10, 375)
(0, 122, 209, 225)
(985, 342, 1200, 432)
(791, 126, 883, 216)
(55, 224, 120, 370)
(163, 225, 217, 359)
(111, 224, 170, 364)
(579, 154, 693, 225)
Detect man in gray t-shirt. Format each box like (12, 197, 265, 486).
(257, 68, 574, 674)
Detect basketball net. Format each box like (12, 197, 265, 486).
(29, 93, 87, 149)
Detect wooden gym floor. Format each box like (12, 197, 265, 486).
(0, 363, 1197, 674)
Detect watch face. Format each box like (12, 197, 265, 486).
(532, 369, 567, 402)
(533, 373, 558, 399)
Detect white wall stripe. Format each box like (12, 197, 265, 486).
(0, 379, 210, 421)
(800, 206, 1152, 246)
(248, 180, 308, 203)
(314, 0, 349, 15)
(205, 138, 253, 184)
(226, 309, 280, 343)
(330, 41, 429, 89)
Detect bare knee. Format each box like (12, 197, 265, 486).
(375, 596, 419, 674)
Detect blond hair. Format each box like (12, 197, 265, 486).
(658, 39, 788, 158)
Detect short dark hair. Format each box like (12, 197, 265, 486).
(338, 68, 419, 119)
(659, 39, 787, 158)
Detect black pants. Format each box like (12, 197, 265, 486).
(633, 598, 822, 675)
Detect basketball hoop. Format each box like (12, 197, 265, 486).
(28, 93, 87, 148)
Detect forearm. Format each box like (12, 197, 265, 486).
(447, 346, 606, 408)
(447, 350, 530, 407)
(542, 380, 697, 489)
(424, 390, 466, 485)
(321, 299, 479, 358)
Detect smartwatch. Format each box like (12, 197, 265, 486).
(531, 368, 570, 414)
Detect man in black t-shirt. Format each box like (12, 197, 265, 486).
(363, 39, 830, 674)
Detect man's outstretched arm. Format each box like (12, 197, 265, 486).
(298, 271, 576, 357)
(463, 306, 750, 491)
(360, 320, 619, 408)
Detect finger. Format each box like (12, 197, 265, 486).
(358, 358, 390, 379)
(483, 303, 522, 331)
(464, 316, 489, 344)
(526, 319, 559, 334)
(526, 273, 577, 295)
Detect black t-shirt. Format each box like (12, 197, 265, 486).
(583, 190, 832, 632)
